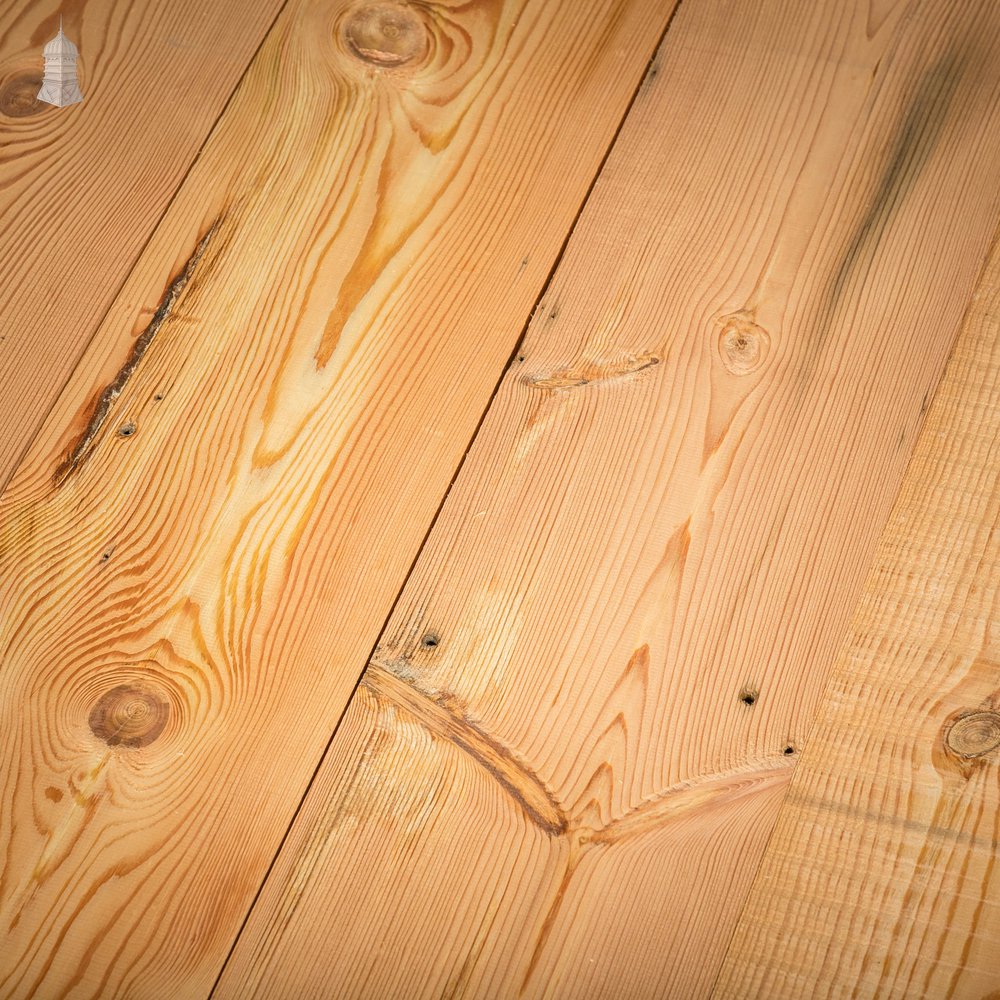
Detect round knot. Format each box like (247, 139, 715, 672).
(0, 73, 44, 118)
(716, 311, 769, 375)
(89, 684, 169, 748)
(945, 711, 1000, 759)
(343, 3, 428, 68)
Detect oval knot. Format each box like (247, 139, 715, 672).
(716, 311, 770, 375)
(343, 3, 428, 69)
(0, 73, 44, 118)
(945, 711, 1000, 759)
(89, 683, 169, 748)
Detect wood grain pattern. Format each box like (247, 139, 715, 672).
(713, 235, 1000, 997)
(0, 0, 677, 995)
(214, 1, 1000, 996)
(0, 0, 286, 489)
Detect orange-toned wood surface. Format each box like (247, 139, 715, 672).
(214, 1, 1000, 996)
(5, 0, 1000, 997)
(0, 0, 677, 996)
(715, 229, 1000, 998)
(0, 0, 285, 489)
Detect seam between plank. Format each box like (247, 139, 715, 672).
(206, 0, 688, 993)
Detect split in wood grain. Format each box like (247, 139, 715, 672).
(54, 216, 224, 484)
(0, 0, 287, 490)
(524, 351, 661, 390)
(365, 662, 567, 836)
(367, 658, 796, 843)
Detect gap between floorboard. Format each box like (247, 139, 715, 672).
(205, 2, 687, 993)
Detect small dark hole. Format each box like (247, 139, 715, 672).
(153, 393, 164, 402)
(117, 421, 136, 438)
(783, 745, 795, 756)
(740, 689, 757, 707)
(517, 354, 526, 363)
(421, 634, 439, 649)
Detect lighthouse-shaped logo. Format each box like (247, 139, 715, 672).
(37, 18, 83, 108)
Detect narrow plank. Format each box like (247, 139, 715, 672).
(0, 0, 286, 487)
(0, 0, 675, 995)
(713, 237, 1000, 994)
(214, 1, 1000, 996)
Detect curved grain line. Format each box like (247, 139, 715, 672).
(364, 662, 567, 836)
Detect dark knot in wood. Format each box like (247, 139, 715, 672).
(89, 683, 170, 748)
(0, 73, 44, 118)
(945, 711, 1000, 759)
(343, 3, 428, 69)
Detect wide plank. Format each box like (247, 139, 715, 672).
(713, 233, 1000, 995)
(213, 1, 1000, 996)
(0, 0, 676, 995)
(0, 0, 285, 488)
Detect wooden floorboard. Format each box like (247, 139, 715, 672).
(0, 0, 677, 996)
(0, 0, 286, 489)
(8, 0, 1000, 996)
(713, 228, 1000, 997)
(212, 1, 1000, 997)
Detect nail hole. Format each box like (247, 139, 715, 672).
(153, 393, 164, 402)
(740, 688, 758, 707)
(421, 633, 439, 649)
(117, 421, 136, 438)
(783, 744, 795, 756)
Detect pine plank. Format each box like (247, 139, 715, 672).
(0, 0, 676, 995)
(713, 234, 1000, 995)
(0, 0, 286, 488)
(213, 1, 1000, 996)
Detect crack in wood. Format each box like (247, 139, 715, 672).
(363, 661, 568, 836)
(53, 216, 224, 484)
(525, 352, 661, 389)
(365, 658, 796, 848)
(582, 756, 795, 846)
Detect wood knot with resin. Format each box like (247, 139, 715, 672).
(343, 3, 429, 69)
(945, 711, 1000, 759)
(89, 683, 169, 749)
(0, 73, 44, 117)
(716, 311, 769, 375)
